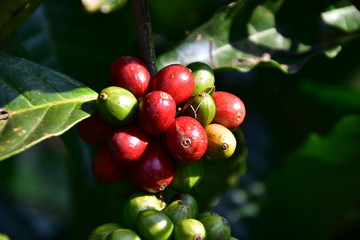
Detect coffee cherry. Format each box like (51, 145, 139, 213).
(177, 193, 199, 217)
(96, 86, 138, 126)
(163, 199, 196, 224)
(205, 123, 237, 160)
(186, 62, 215, 96)
(165, 116, 208, 163)
(138, 91, 176, 135)
(197, 211, 219, 221)
(151, 64, 195, 105)
(174, 218, 206, 240)
(129, 142, 174, 193)
(109, 56, 151, 98)
(171, 159, 204, 193)
(108, 124, 149, 164)
(123, 191, 165, 229)
(89, 223, 122, 240)
(92, 145, 127, 184)
(199, 215, 231, 240)
(105, 228, 141, 240)
(182, 92, 216, 127)
(212, 91, 246, 129)
(77, 113, 115, 146)
(136, 210, 174, 240)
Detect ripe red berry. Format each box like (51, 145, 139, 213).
(92, 145, 127, 184)
(212, 91, 246, 129)
(108, 56, 151, 98)
(77, 113, 115, 146)
(138, 91, 176, 135)
(151, 64, 195, 105)
(108, 124, 149, 164)
(165, 116, 208, 163)
(129, 142, 174, 193)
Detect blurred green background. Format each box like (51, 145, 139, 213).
(1, 0, 360, 239)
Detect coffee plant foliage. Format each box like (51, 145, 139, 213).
(1, 0, 360, 239)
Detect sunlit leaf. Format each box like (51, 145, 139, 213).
(157, 0, 360, 73)
(0, 55, 97, 161)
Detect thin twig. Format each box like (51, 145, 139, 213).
(131, 0, 157, 77)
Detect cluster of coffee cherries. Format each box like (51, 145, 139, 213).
(89, 191, 239, 240)
(78, 56, 246, 239)
(78, 56, 246, 192)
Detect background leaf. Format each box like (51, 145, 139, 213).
(0, 55, 97, 161)
(0, 0, 43, 43)
(157, 0, 360, 73)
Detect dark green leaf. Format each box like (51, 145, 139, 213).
(157, 0, 360, 73)
(0, 55, 97, 161)
(0, 0, 43, 43)
(251, 114, 360, 239)
(14, 0, 136, 92)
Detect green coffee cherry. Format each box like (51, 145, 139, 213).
(197, 211, 219, 221)
(123, 192, 165, 229)
(178, 193, 199, 217)
(96, 86, 138, 126)
(187, 62, 215, 96)
(136, 210, 174, 240)
(183, 93, 216, 127)
(163, 200, 196, 224)
(105, 229, 141, 240)
(174, 218, 206, 240)
(89, 223, 122, 240)
(200, 215, 231, 240)
(171, 159, 204, 193)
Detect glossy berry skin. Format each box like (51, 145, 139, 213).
(109, 56, 151, 98)
(129, 142, 174, 193)
(212, 91, 246, 129)
(151, 64, 195, 105)
(108, 125, 149, 164)
(92, 145, 127, 184)
(165, 116, 208, 163)
(138, 91, 176, 135)
(77, 113, 115, 146)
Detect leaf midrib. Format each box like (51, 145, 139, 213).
(7, 94, 97, 115)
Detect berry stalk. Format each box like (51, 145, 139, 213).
(131, 0, 157, 77)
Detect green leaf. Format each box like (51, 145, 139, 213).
(0, 55, 98, 161)
(157, 0, 360, 73)
(251, 114, 360, 239)
(0, 0, 43, 43)
(14, 1, 136, 92)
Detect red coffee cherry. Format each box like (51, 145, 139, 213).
(108, 124, 149, 164)
(138, 91, 176, 135)
(151, 64, 195, 105)
(129, 142, 174, 193)
(212, 91, 246, 129)
(165, 116, 208, 163)
(108, 56, 151, 98)
(92, 145, 127, 184)
(77, 113, 115, 146)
